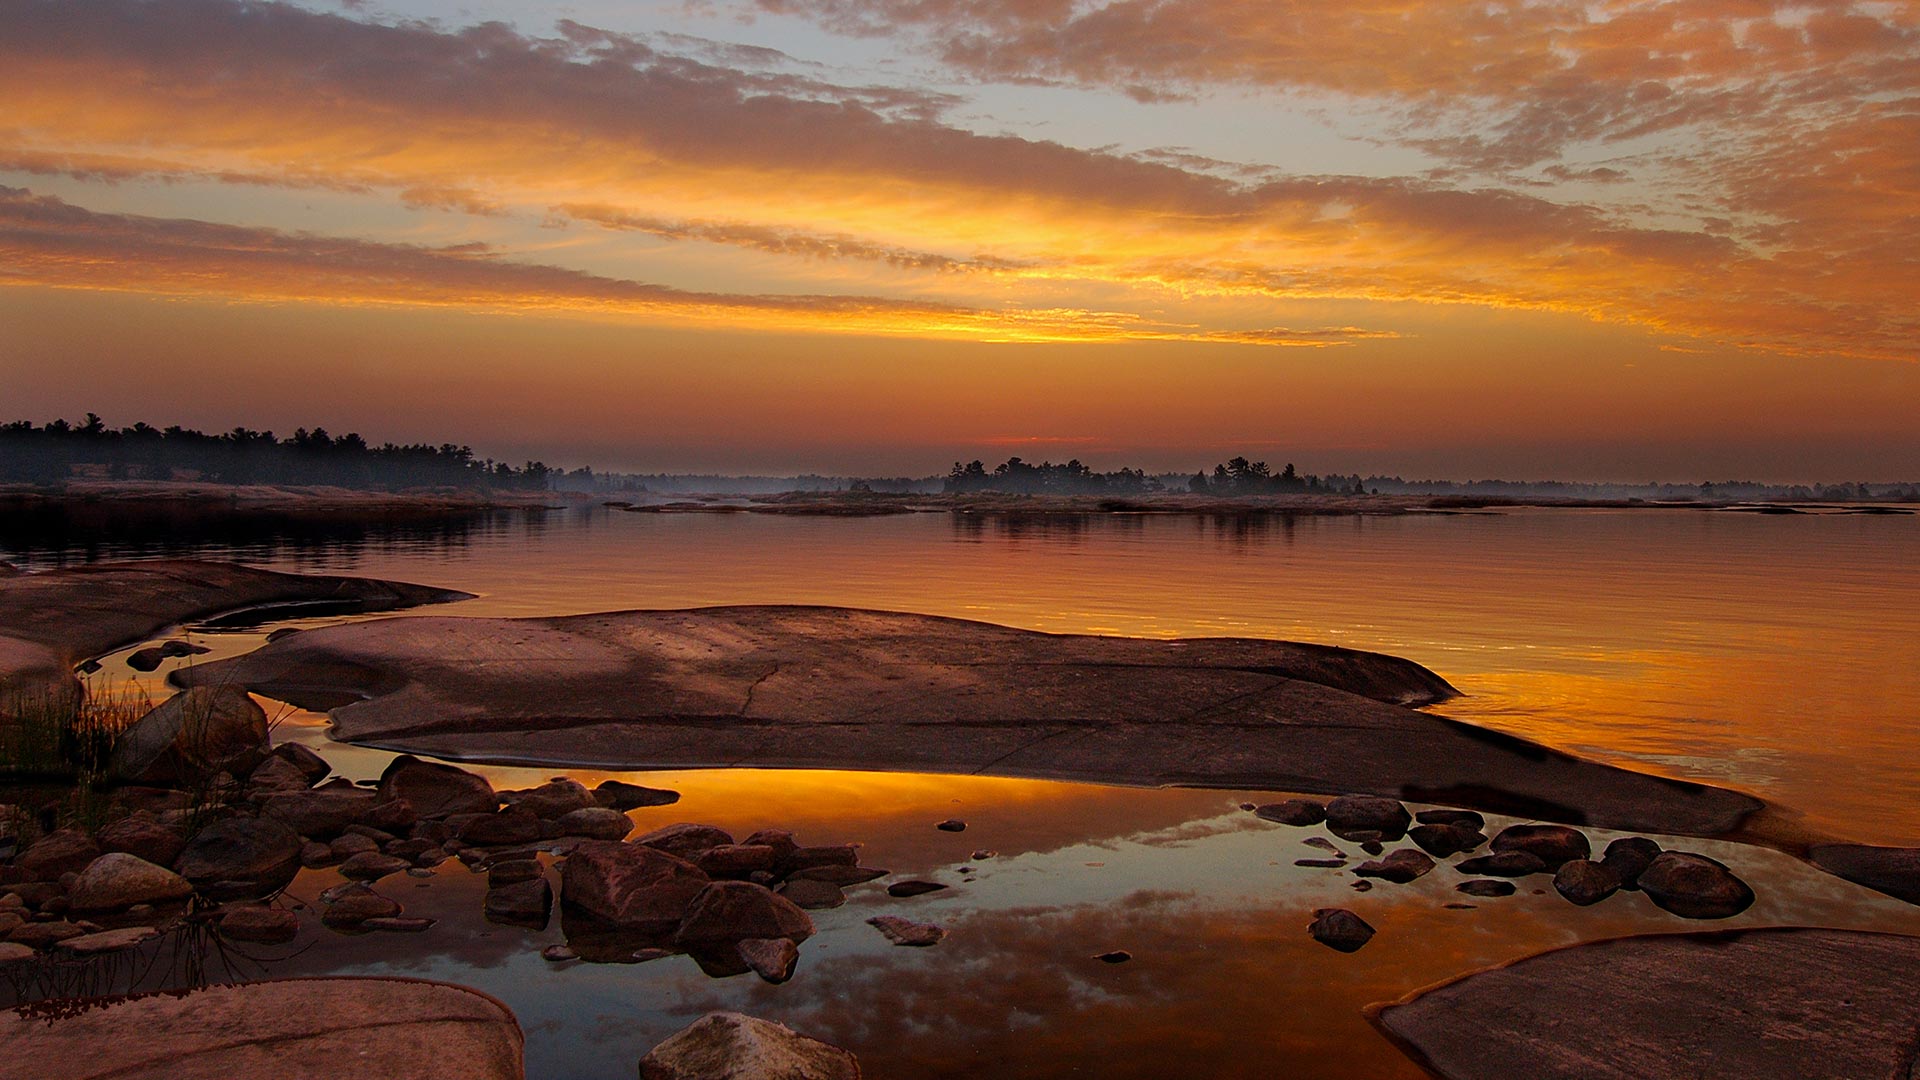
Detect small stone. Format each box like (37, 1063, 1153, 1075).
(1353, 849, 1436, 884)
(362, 916, 435, 932)
(1295, 858, 1347, 868)
(218, 905, 299, 943)
(1254, 799, 1326, 826)
(1351, 880, 1374, 892)
(1415, 809, 1487, 830)
(639, 1013, 858, 1080)
(1457, 879, 1518, 898)
(970, 850, 996, 860)
(542, 944, 578, 962)
(1360, 841, 1385, 856)
(1309, 908, 1375, 952)
(1554, 859, 1623, 906)
(631, 947, 675, 963)
(886, 880, 948, 898)
(868, 915, 945, 946)
(1303, 837, 1345, 855)
(58, 926, 158, 955)
(935, 819, 967, 832)
(1601, 836, 1663, 890)
(591, 780, 680, 811)
(1324, 795, 1411, 840)
(1456, 851, 1549, 877)
(1490, 824, 1592, 869)
(1095, 950, 1131, 964)
(738, 936, 801, 983)
(338, 852, 410, 882)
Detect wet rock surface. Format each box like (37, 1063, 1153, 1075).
(1309, 908, 1375, 953)
(1488, 825, 1590, 869)
(1807, 843, 1920, 906)
(1636, 852, 1755, 919)
(1370, 929, 1920, 1080)
(639, 1012, 859, 1080)
(1551, 859, 1621, 906)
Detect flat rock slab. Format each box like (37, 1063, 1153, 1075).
(0, 560, 467, 691)
(1370, 928, 1920, 1080)
(1809, 843, 1920, 905)
(0, 977, 522, 1080)
(182, 606, 1763, 836)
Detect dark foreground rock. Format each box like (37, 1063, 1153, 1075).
(1324, 796, 1412, 841)
(1309, 908, 1375, 952)
(1254, 799, 1325, 826)
(560, 840, 710, 930)
(1488, 824, 1590, 869)
(1369, 929, 1920, 1080)
(108, 686, 268, 784)
(176, 605, 1769, 837)
(172, 816, 303, 896)
(1599, 836, 1662, 890)
(1636, 852, 1755, 919)
(1551, 859, 1621, 906)
(1353, 849, 1435, 884)
(0, 977, 522, 1079)
(640, 1012, 859, 1080)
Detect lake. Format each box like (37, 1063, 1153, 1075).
(7, 503, 1920, 1078)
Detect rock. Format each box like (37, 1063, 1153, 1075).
(0, 913, 23, 937)
(263, 789, 376, 838)
(488, 859, 545, 887)
(360, 797, 417, 833)
(300, 841, 339, 868)
(1254, 799, 1326, 826)
(58, 926, 158, 955)
(1808, 843, 1920, 906)
(271, 741, 332, 783)
(1553, 859, 1623, 906)
(560, 840, 711, 930)
(338, 852, 411, 882)
(1600, 836, 1663, 890)
(635, 823, 736, 860)
(377, 755, 497, 819)
(784, 865, 884, 887)
(67, 853, 193, 911)
(218, 905, 300, 943)
(1409, 824, 1487, 858)
(1637, 852, 1755, 919)
(1309, 908, 1375, 953)
(639, 1012, 858, 1080)
(502, 779, 595, 820)
(1369, 928, 1920, 1080)
(320, 884, 402, 928)
(1325, 795, 1411, 840)
(697, 845, 779, 879)
(1296, 858, 1347, 868)
(1354, 849, 1436, 884)
(20, 829, 102, 881)
(868, 915, 945, 947)
(556, 807, 633, 841)
(674, 882, 814, 947)
(330, 833, 379, 859)
(1095, 950, 1131, 963)
(108, 686, 268, 784)
(0, 975, 523, 1079)
(740, 829, 800, 860)
(542, 944, 578, 962)
(363, 916, 436, 932)
(1489, 824, 1591, 869)
(970, 849, 995, 860)
(9, 882, 63, 908)
(486, 878, 554, 926)
(1457, 879, 1518, 898)
(1415, 809, 1486, 830)
(156, 640, 209, 659)
(0, 943, 34, 963)
(1455, 851, 1549, 877)
(1302, 837, 1345, 855)
(779, 846, 859, 873)
(593, 780, 680, 810)
(777, 879, 846, 910)
(886, 880, 947, 898)
(459, 808, 542, 847)
(10, 920, 85, 948)
(246, 754, 314, 794)
(173, 816, 303, 894)
(1360, 840, 1385, 855)
(935, 819, 967, 832)
(1351, 879, 1373, 892)
(126, 647, 167, 672)
(738, 936, 800, 983)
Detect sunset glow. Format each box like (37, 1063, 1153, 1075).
(3, 0, 1917, 477)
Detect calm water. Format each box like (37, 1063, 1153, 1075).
(8, 504, 1920, 1078)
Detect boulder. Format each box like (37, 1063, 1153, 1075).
(67, 853, 193, 911)
(1354, 849, 1436, 884)
(246, 755, 314, 794)
(217, 905, 300, 943)
(1324, 796, 1411, 840)
(674, 882, 814, 948)
(1553, 859, 1623, 906)
(697, 845, 779, 879)
(886, 880, 947, 898)
(740, 829, 800, 860)
(488, 859, 545, 887)
(776, 879, 846, 910)
(108, 686, 268, 784)
(1309, 908, 1375, 953)
(1489, 824, 1591, 869)
(271, 741, 332, 783)
(485, 878, 553, 926)
(1455, 852, 1549, 877)
(19, 828, 102, 881)
(502, 779, 595, 820)
(1408, 824, 1487, 858)
(867, 915, 945, 947)
(320, 884, 402, 927)
(785, 865, 887, 887)
(1637, 852, 1755, 919)
(1254, 799, 1327, 826)
(556, 807, 633, 841)
(1600, 837, 1663, 890)
(377, 755, 497, 819)
(738, 937, 801, 983)
(173, 816, 303, 894)
(593, 780, 681, 810)
(262, 789, 375, 838)
(639, 1012, 858, 1080)
(561, 840, 711, 930)
(360, 797, 418, 833)
(636, 823, 736, 860)
(778, 846, 859, 873)
(330, 833, 378, 859)
(1808, 843, 1920, 906)
(459, 808, 542, 847)
(338, 851, 411, 882)
(1414, 809, 1486, 830)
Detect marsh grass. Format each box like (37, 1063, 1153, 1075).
(0, 677, 151, 782)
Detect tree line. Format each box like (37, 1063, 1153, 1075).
(945, 457, 1160, 495)
(0, 415, 553, 491)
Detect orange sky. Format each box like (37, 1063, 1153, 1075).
(1, 0, 1916, 479)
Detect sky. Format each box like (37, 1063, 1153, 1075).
(1, 0, 1916, 480)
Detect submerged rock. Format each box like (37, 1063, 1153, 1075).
(868, 915, 945, 947)
(1309, 908, 1375, 953)
(737, 937, 801, 983)
(1637, 852, 1755, 919)
(217, 905, 299, 944)
(639, 1012, 858, 1080)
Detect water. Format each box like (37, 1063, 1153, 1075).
(7, 503, 1920, 1078)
